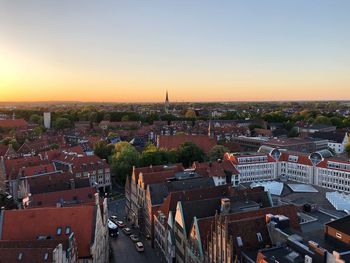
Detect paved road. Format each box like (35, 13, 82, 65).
(108, 198, 161, 263)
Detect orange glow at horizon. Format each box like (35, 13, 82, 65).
(1, 44, 349, 103)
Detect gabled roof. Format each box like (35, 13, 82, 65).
(2, 205, 96, 258)
(179, 187, 272, 235)
(148, 177, 215, 206)
(194, 160, 239, 177)
(227, 216, 271, 254)
(159, 185, 230, 221)
(139, 170, 175, 188)
(279, 152, 313, 166)
(29, 187, 97, 208)
(158, 135, 217, 154)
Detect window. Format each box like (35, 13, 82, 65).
(65, 226, 71, 235)
(18, 253, 23, 260)
(56, 227, 62, 235)
(44, 253, 49, 261)
(236, 236, 243, 247)
(336, 232, 342, 239)
(256, 232, 263, 242)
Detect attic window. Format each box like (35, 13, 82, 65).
(56, 227, 62, 235)
(44, 253, 48, 261)
(18, 252, 23, 260)
(65, 226, 71, 235)
(236, 236, 243, 247)
(256, 232, 263, 242)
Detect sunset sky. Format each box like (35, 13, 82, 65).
(0, 0, 349, 102)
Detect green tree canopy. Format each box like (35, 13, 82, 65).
(111, 142, 140, 183)
(54, 117, 72, 130)
(29, 114, 43, 125)
(313, 115, 332, 125)
(208, 145, 229, 162)
(93, 141, 115, 160)
(178, 141, 205, 167)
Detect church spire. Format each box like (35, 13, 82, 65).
(165, 90, 169, 102)
(165, 90, 169, 113)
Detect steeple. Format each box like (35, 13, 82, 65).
(165, 90, 169, 113)
(165, 90, 169, 103)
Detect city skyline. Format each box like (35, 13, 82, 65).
(1, 0, 350, 102)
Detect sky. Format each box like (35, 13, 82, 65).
(0, 0, 349, 103)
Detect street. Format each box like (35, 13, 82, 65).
(108, 198, 161, 263)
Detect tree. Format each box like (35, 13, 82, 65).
(93, 141, 114, 160)
(54, 117, 72, 130)
(49, 143, 60, 150)
(29, 114, 43, 125)
(313, 115, 332, 125)
(287, 127, 299, 138)
(185, 109, 196, 119)
(1, 137, 20, 151)
(112, 142, 140, 183)
(345, 143, 350, 158)
(208, 145, 229, 162)
(178, 142, 205, 167)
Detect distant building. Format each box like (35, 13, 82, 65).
(44, 112, 51, 129)
(157, 134, 217, 154)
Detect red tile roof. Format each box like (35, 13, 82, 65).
(139, 170, 176, 188)
(133, 164, 183, 184)
(0, 119, 28, 129)
(158, 135, 217, 154)
(28, 187, 97, 208)
(279, 152, 313, 166)
(2, 206, 96, 258)
(194, 160, 239, 177)
(23, 171, 91, 194)
(4, 156, 46, 180)
(19, 164, 55, 177)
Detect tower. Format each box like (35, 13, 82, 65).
(165, 90, 169, 113)
(43, 112, 51, 129)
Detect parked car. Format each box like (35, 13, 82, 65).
(130, 234, 139, 242)
(123, 227, 132, 235)
(108, 220, 119, 238)
(135, 242, 144, 252)
(109, 215, 118, 224)
(116, 221, 125, 228)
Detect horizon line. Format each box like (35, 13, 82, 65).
(1, 99, 350, 105)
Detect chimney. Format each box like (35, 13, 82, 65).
(220, 198, 230, 214)
(69, 179, 75, 189)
